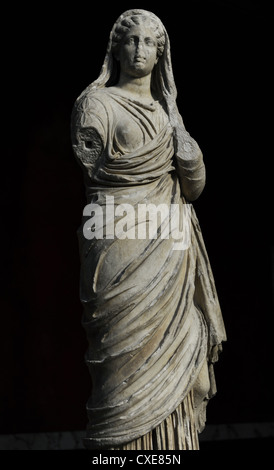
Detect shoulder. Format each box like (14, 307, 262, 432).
(74, 88, 110, 117)
(71, 88, 110, 142)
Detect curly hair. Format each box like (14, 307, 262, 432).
(111, 9, 166, 58)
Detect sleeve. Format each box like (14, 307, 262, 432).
(71, 92, 108, 178)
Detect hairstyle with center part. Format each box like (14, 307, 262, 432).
(111, 10, 166, 58)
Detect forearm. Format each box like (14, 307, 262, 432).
(176, 149, 206, 201)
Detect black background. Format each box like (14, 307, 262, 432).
(1, 0, 273, 437)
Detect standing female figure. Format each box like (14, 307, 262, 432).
(71, 9, 226, 450)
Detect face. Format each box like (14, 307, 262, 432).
(117, 24, 158, 78)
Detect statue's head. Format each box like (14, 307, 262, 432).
(102, 9, 169, 96)
(111, 10, 166, 60)
(108, 10, 166, 82)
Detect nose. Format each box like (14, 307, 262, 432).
(136, 40, 144, 52)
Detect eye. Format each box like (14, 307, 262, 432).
(145, 37, 156, 47)
(124, 36, 135, 45)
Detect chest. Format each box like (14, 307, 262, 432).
(111, 102, 169, 154)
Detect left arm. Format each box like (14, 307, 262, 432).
(175, 130, 206, 201)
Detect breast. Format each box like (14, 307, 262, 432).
(114, 118, 145, 153)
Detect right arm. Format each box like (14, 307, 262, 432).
(71, 94, 106, 179)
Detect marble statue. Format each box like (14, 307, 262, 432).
(71, 9, 226, 450)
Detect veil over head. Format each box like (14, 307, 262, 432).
(76, 9, 177, 101)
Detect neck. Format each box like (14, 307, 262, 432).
(116, 73, 153, 101)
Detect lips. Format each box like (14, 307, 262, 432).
(134, 56, 146, 63)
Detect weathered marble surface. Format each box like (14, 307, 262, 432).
(71, 9, 226, 450)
